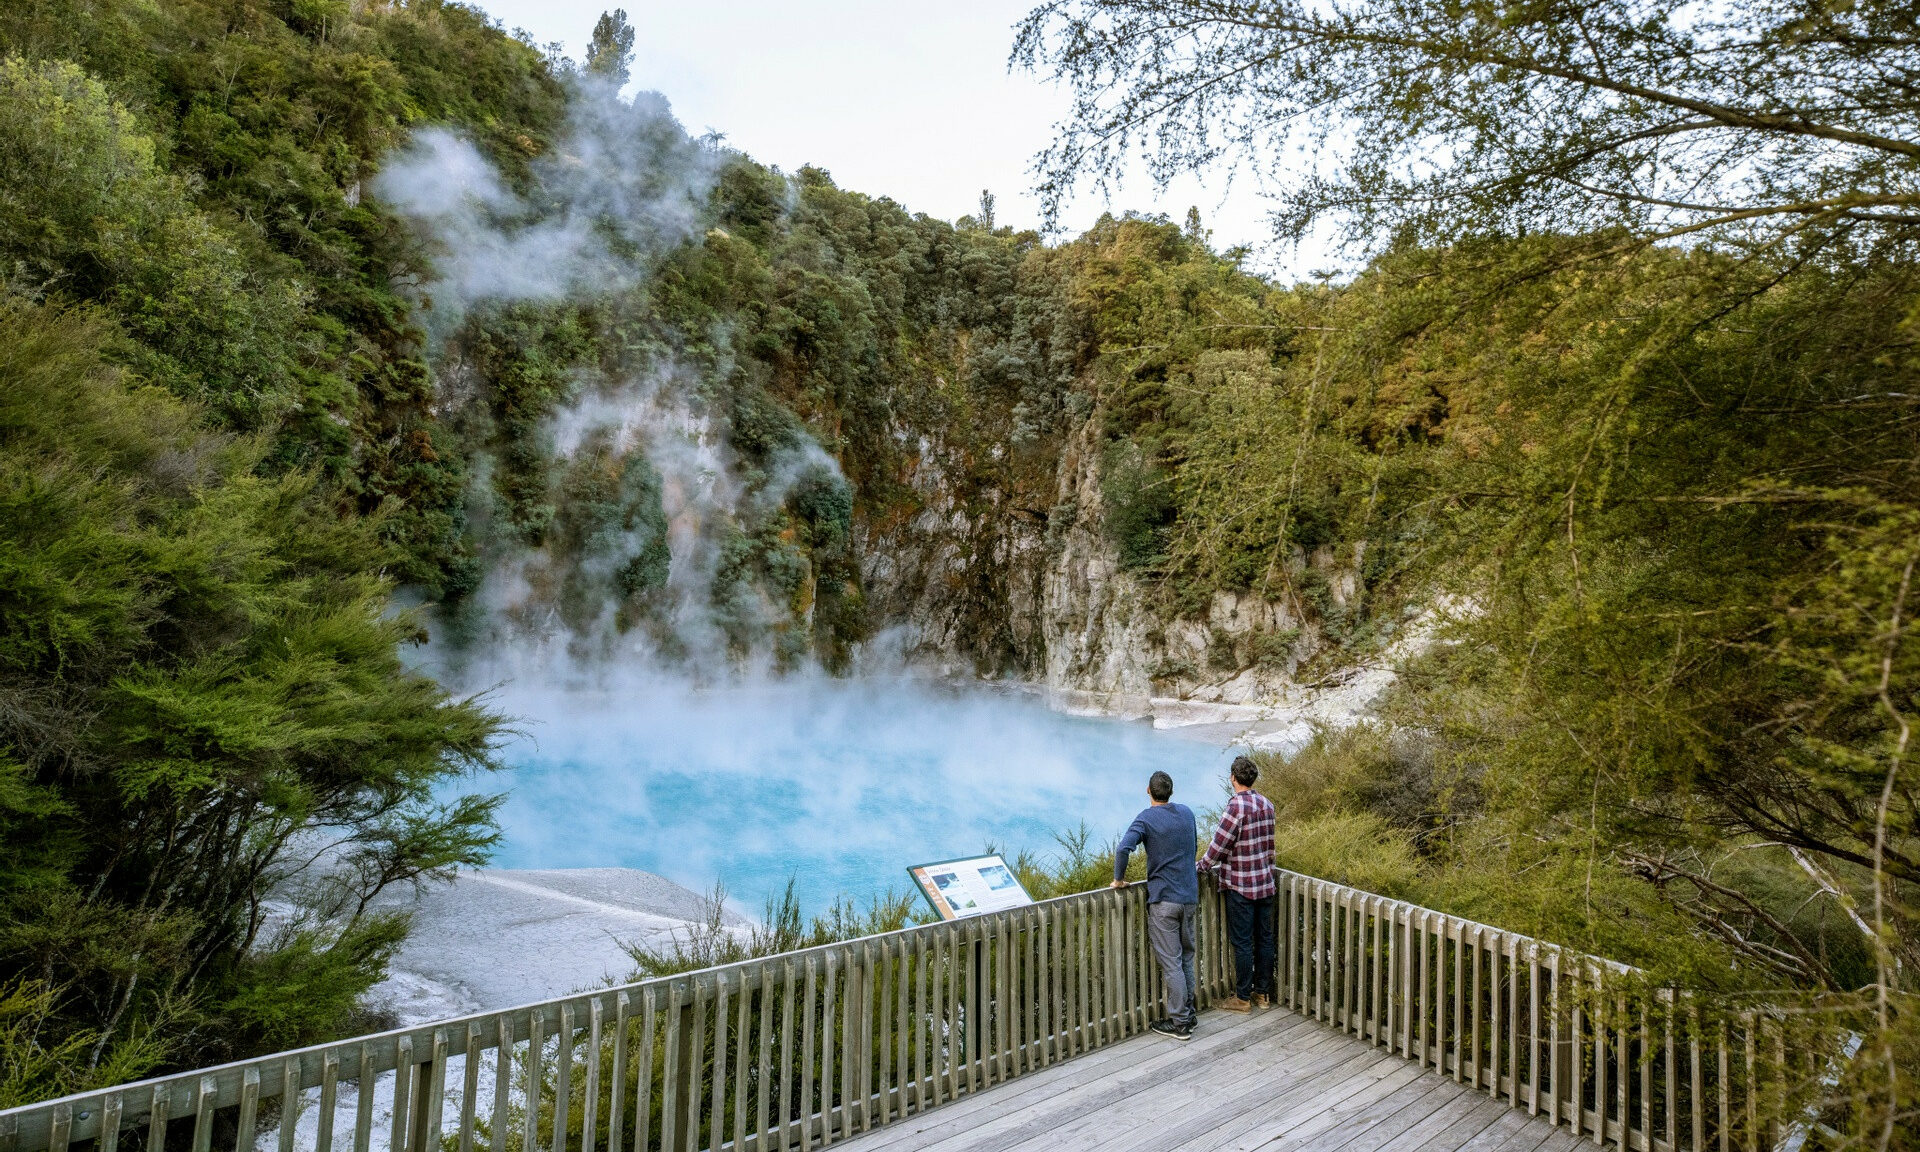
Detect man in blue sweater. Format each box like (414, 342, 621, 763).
(1113, 770, 1199, 1040)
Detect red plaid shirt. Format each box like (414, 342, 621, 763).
(1199, 789, 1276, 899)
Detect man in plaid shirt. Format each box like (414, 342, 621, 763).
(1198, 755, 1277, 1011)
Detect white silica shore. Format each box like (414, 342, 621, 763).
(1035, 600, 1460, 754)
(364, 866, 749, 1023)
(273, 867, 741, 1152)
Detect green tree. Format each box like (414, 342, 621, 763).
(0, 56, 308, 428)
(1016, 0, 1920, 255)
(0, 298, 505, 1094)
(1158, 239, 1920, 1139)
(0, 0, 569, 596)
(586, 9, 636, 88)
(1020, 1, 1920, 1135)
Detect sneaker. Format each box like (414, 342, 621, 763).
(1219, 996, 1252, 1013)
(1150, 1018, 1192, 1041)
(1251, 994, 1272, 1009)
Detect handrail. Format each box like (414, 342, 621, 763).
(0, 870, 1843, 1152)
(1273, 869, 1847, 1152)
(0, 882, 1234, 1152)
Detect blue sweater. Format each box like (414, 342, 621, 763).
(1115, 802, 1199, 905)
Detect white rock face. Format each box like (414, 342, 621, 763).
(364, 867, 745, 1023)
(855, 406, 1431, 741)
(1031, 414, 1334, 722)
(1037, 415, 1155, 716)
(855, 423, 1048, 677)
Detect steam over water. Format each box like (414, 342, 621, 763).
(474, 679, 1229, 915)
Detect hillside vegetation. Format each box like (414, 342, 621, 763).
(0, 0, 1913, 1139)
(0, 0, 1310, 1097)
(1020, 0, 1920, 1134)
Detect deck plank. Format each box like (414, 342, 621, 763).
(837, 1008, 1571, 1152)
(1167, 1050, 1426, 1152)
(938, 1020, 1322, 1152)
(1369, 1093, 1513, 1152)
(887, 1009, 1284, 1137)
(1007, 1028, 1377, 1152)
(1495, 1122, 1575, 1152)
(864, 1012, 1299, 1152)
(1285, 1075, 1477, 1152)
(1119, 1046, 1399, 1152)
(1254, 1064, 1462, 1152)
(1451, 1104, 1549, 1152)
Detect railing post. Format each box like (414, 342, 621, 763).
(553, 1005, 573, 1152)
(390, 1036, 413, 1152)
(406, 1029, 444, 1152)
(695, 975, 718, 1152)
(607, 995, 629, 1152)
(781, 958, 800, 1150)
(711, 975, 730, 1152)
(969, 930, 986, 1085)
(660, 982, 685, 1152)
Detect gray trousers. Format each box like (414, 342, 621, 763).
(1147, 901, 1199, 1027)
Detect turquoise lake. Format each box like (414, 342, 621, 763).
(476, 679, 1234, 917)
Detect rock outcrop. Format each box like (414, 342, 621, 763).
(859, 407, 1379, 732)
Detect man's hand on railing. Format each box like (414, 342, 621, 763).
(1109, 879, 1129, 889)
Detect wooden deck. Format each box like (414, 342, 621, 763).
(834, 1007, 1578, 1152)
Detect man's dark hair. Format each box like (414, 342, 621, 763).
(1230, 755, 1259, 787)
(1148, 771, 1174, 802)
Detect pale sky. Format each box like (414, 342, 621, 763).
(466, 0, 1325, 275)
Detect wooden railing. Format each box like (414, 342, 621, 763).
(0, 883, 1234, 1152)
(1276, 870, 1847, 1152)
(1, 871, 1842, 1152)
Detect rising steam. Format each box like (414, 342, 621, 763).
(377, 80, 847, 688)
(375, 86, 717, 316)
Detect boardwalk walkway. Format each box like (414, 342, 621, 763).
(837, 1007, 1575, 1152)
(0, 873, 1800, 1152)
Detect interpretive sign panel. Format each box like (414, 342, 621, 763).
(908, 854, 1034, 920)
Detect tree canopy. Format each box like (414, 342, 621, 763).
(3, 0, 1915, 1138)
(1016, 0, 1920, 257)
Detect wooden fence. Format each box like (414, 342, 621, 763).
(1, 871, 1839, 1152)
(0, 884, 1233, 1152)
(1276, 871, 1847, 1152)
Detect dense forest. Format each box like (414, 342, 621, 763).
(0, 0, 1913, 1141)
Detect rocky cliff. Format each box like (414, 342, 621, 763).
(860, 404, 1376, 732)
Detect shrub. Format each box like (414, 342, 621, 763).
(0, 56, 307, 427)
(0, 298, 505, 1081)
(1272, 813, 1428, 902)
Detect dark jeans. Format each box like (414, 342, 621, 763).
(1223, 888, 1276, 1001)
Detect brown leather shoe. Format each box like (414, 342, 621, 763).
(1251, 993, 1272, 1009)
(1219, 996, 1252, 1013)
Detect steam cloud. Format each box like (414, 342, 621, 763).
(377, 81, 845, 688)
(487, 676, 1229, 913)
(375, 87, 717, 314)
